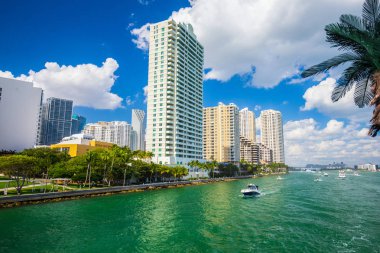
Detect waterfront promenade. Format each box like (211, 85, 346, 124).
(0, 176, 255, 208)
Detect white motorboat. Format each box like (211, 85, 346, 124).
(314, 177, 323, 182)
(338, 170, 346, 179)
(277, 176, 284, 180)
(323, 172, 329, 176)
(353, 172, 360, 176)
(241, 184, 260, 197)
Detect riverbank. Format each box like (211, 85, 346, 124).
(0, 175, 258, 208)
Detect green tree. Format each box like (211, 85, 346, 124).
(21, 147, 70, 192)
(0, 155, 38, 195)
(301, 0, 380, 136)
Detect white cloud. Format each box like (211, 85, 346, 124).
(132, 0, 362, 87)
(131, 23, 151, 51)
(284, 118, 380, 167)
(254, 105, 262, 111)
(143, 85, 149, 103)
(137, 0, 154, 5)
(301, 78, 372, 122)
(0, 58, 123, 109)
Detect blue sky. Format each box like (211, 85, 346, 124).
(0, 0, 378, 166)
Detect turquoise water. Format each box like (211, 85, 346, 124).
(0, 171, 379, 252)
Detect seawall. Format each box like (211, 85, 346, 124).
(0, 176, 254, 208)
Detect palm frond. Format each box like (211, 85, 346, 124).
(331, 63, 370, 102)
(340, 14, 366, 31)
(301, 53, 358, 78)
(362, 0, 380, 30)
(354, 75, 374, 107)
(325, 23, 372, 55)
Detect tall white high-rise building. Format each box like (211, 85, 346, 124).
(260, 110, 285, 163)
(83, 121, 132, 148)
(0, 77, 43, 151)
(131, 109, 145, 151)
(239, 107, 256, 143)
(146, 19, 204, 165)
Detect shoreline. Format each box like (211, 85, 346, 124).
(0, 173, 286, 208)
(0, 176, 248, 208)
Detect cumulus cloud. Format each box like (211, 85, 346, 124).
(131, 23, 151, 51)
(132, 0, 362, 87)
(0, 58, 123, 109)
(301, 78, 372, 122)
(284, 118, 380, 167)
(143, 85, 149, 103)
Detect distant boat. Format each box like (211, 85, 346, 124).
(277, 176, 284, 180)
(323, 172, 329, 176)
(338, 170, 346, 179)
(353, 172, 360, 176)
(314, 177, 323, 182)
(241, 184, 260, 197)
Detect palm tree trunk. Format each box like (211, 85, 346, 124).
(369, 71, 380, 137)
(88, 165, 92, 189)
(84, 163, 90, 187)
(108, 157, 114, 187)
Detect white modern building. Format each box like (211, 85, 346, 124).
(239, 107, 256, 143)
(357, 163, 378, 171)
(260, 110, 285, 163)
(0, 77, 43, 151)
(83, 121, 132, 148)
(131, 109, 145, 151)
(145, 19, 204, 165)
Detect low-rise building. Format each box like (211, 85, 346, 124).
(240, 136, 259, 164)
(51, 134, 113, 157)
(357, 163, 378, 171)
(258, 143, 273, 164)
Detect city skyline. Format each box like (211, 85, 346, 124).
(0, 0, 379, 166)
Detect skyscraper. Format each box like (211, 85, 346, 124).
(0, 77, 43, 151)
(146, 19, 204, 165)
(239, 107, 256, 143)
(83, 121, 132, 148)
(39, 97, 73, 145)
(203, 103, 240, 163)
(131, 109, 145, 151)
(71, 114, 86, 135)
(260, 110, 285, 163)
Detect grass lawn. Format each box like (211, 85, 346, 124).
(0, 180, 36, 189)
(1, 184, 69, 196)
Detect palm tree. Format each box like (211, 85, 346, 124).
(301, 0, 380, 137)
(84, 151, 96, 189)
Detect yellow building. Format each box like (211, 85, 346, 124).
(51, 134, 113, 157)
(203, 103, 240, 163)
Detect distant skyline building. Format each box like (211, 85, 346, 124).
(203, 103, 240, 163)
(0, 77, 43, 151)
(239, 108, 256, 143)
(260, 109, 285, 163)
(39, 97, 73, 146)
(131, 109, 145, 151)
(83, 121, 132, 148)
(71, 114, 86, 135)
(145, 19, 204, 164)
